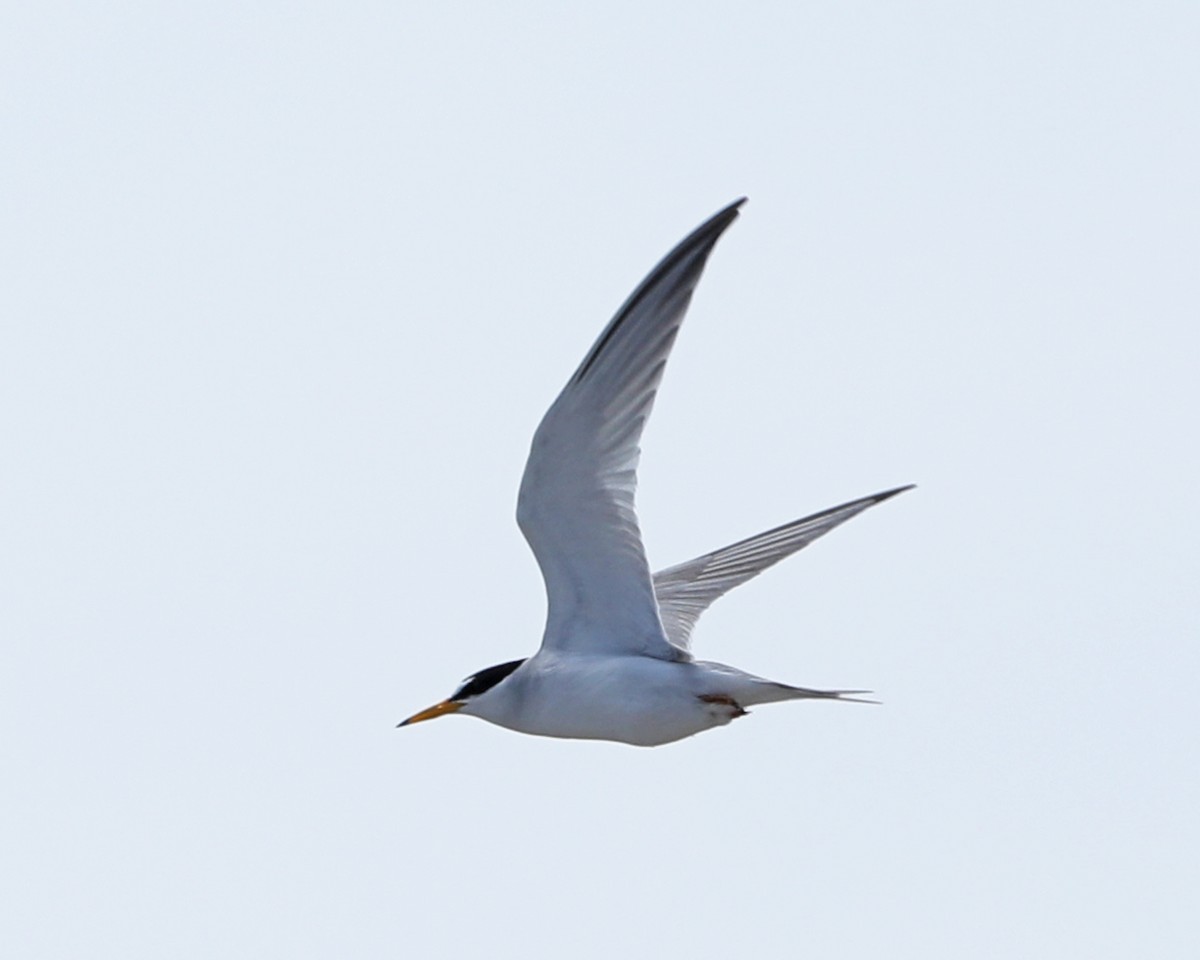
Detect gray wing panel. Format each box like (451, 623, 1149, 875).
(653, 486, 913, 650)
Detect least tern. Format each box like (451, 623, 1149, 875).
(400, 199, 911, 746)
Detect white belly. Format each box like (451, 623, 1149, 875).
(476, 654, 753, 747)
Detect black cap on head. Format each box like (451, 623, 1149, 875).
(451, 658, 526, 701)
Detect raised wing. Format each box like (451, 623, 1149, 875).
(653, 485, 914, 650)
(517, 200, 745, 660)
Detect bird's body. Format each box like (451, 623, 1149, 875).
(400, 199, 910, 747)
(467, 653, 866, 747)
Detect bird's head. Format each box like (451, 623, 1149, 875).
(398, 658, 527, 728)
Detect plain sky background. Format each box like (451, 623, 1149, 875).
(3, 2, 1197, 957)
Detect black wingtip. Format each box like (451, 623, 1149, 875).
(710, 196, 748, 226)
(678, 197, 747, 243)
(571, 199, 747, 384)
(872, 484, 916, 503)
(678, 198, 748, 245)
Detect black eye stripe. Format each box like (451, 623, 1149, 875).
(452, 659, 526, 700)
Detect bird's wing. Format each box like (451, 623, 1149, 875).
(517, 200, 745, 660)
(652, 486, 914, 650)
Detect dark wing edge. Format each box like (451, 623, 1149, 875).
(570, 197, 747, 385)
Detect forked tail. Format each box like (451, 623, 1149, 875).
(758, 682, 881, 706)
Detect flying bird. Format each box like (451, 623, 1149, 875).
(400, 199, 911, 746)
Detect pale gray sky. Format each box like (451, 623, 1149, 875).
(3, 2, 1198, 957)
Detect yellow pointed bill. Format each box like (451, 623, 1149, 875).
(397, 699, 463, 727)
